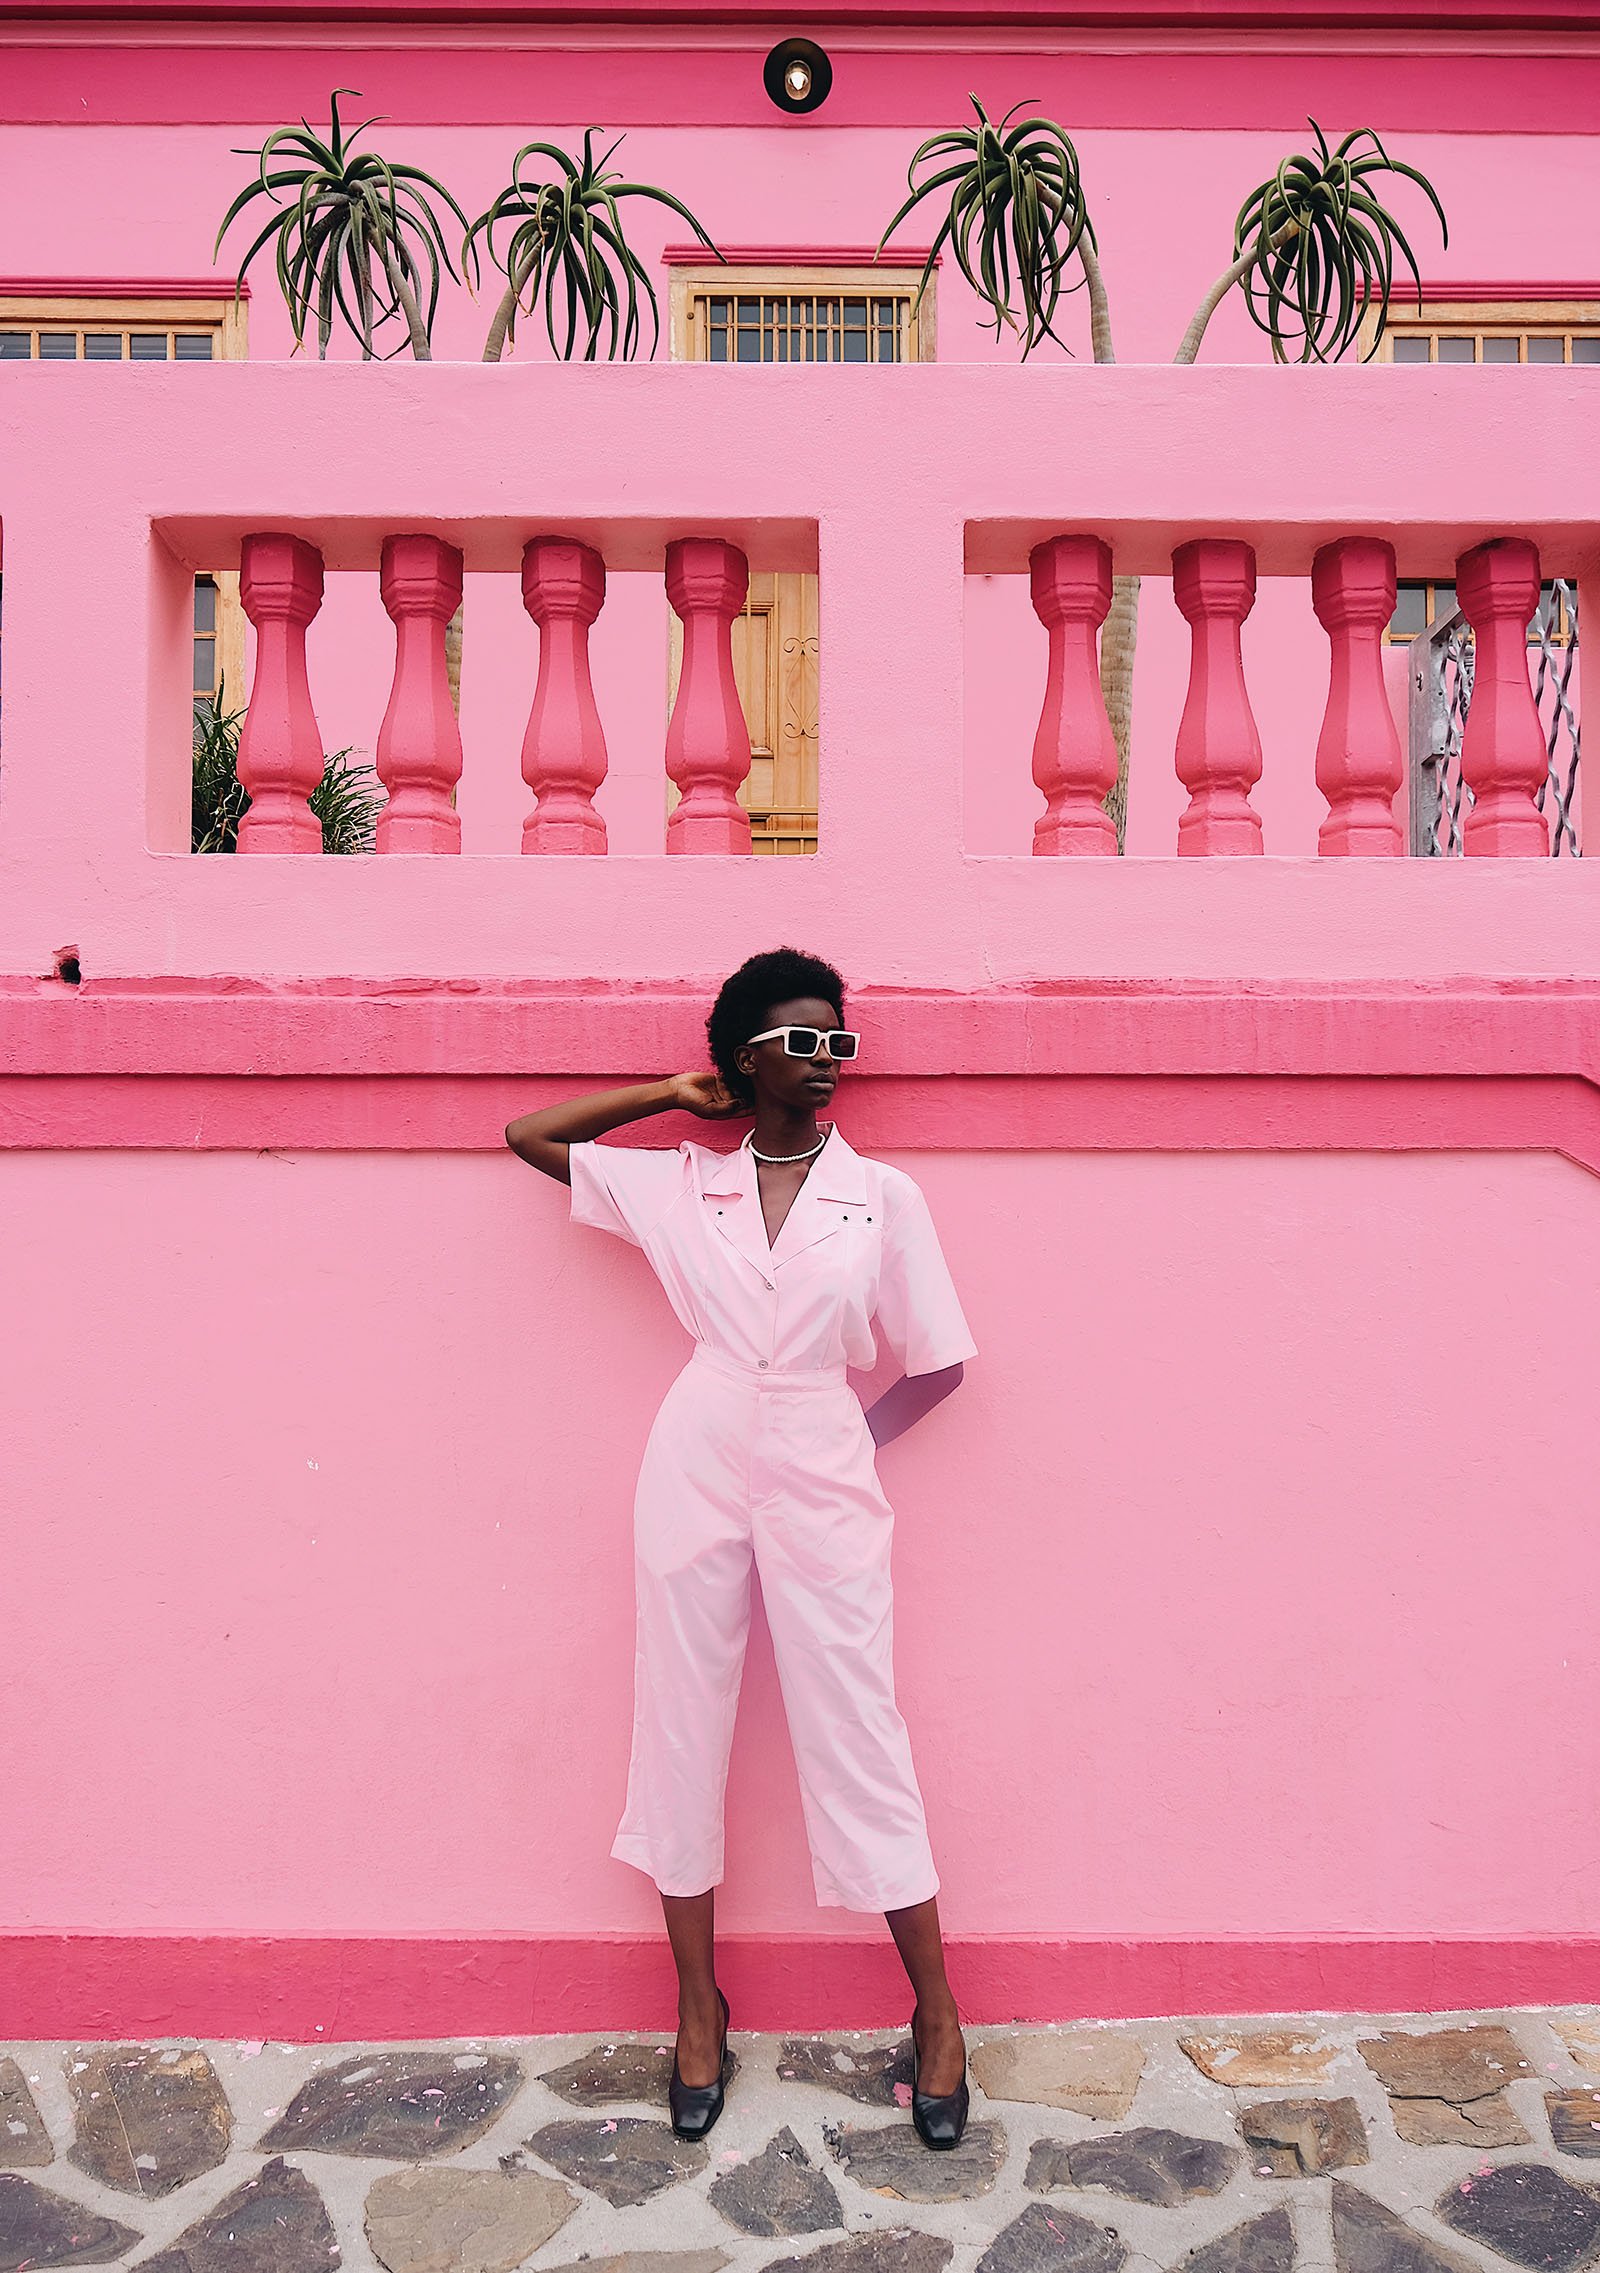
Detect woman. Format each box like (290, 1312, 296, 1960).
(505, 946, 977, 2150)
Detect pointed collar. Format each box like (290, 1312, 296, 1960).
(701, 1121, 869, 1204)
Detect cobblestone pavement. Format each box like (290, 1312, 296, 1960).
(5, 2008, 1600, 2273)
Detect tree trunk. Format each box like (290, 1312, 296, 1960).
(1172, 247, 1258, 367)
(381, 243, 434, 362)
(445, 605, 463, 715)
(482, 248, 539, 363)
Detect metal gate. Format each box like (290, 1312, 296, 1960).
(1407, 581, 1583, 855)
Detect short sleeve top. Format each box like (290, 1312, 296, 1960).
(567, 1124, 976, 1378)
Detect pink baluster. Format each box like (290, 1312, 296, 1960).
(664, 536, 752, 854)
(236, 532, 325, 854)
(1172, 538, 1264, 855)
(1456, 537, 1551, 855)
(520, 536, 609, 854)
(1312, 536, 1403, 856)
(376, 534, 464, 854)
(1029, 535, 1118, 855)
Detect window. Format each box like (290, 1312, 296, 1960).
(1376, 301, 1595, 644)
(1380, 313, 1600, 365)
(670, 261, 933, 364)
(1386, 579, 1575, 648)
(0, 291, 248, 711)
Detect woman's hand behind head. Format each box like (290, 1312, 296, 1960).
(670, 1072, 747, 1119)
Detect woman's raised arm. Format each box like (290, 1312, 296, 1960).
(505, 1073, 739, 1183)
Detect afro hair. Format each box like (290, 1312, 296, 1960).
(706, 946, 847, 1110)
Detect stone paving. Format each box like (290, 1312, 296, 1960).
(5, 2008, 1600, 2273)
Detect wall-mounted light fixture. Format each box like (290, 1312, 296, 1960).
(763, 38, 832, 114)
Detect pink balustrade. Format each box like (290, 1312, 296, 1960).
(214, 516, 1573, 866)
(235, 532, 326, 855)
(1456, 537, 1554, 857)
(377, 534, 464, 855)
(663, 535, 754, 855)
(1172, 537, 1265, 857)
(520, 535, 610, 855)
(1312, 536, 1404, 858)
(1028, 535, 1118, 856)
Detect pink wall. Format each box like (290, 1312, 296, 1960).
(5, 1141, 1597, 1945)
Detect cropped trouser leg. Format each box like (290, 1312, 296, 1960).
(609, 1349, 939, 1912)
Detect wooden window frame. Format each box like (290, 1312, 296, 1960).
(1362, 295, 1600, 361)
(669, 262, 936, 363)
(0, 286, 249, 707)
(0, 290, 248, 361)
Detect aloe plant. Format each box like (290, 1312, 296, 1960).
(216, 89, 471, 360)
(1183, 123, 1447, 367)
(192, 681, 387, 854)
(879, 107, 1447, 845)
(469, 127, 725, 362)
(876, 93, 1093, 362)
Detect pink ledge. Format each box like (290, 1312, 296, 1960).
(2, 1932, 1594, 2039)
(5, 1075, 1600, 1180)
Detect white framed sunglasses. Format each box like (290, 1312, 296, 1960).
(745, 1024, 861, 1061)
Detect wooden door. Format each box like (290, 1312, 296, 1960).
(666, 569, 818, 852)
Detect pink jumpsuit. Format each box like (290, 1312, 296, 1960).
(568, 1122, 977, 1912)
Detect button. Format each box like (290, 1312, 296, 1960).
(758, 1360, 769, 1369)
(763, 1279, 773, 1290)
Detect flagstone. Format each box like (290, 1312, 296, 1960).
(823, 2116, 1005, 2202)
(536, 2258, 730, 2273)
(974, 2200, 1129, 2273)
(970, 2032, 1143, 2118)
(708, 2126, 841, 2236)
(362, 2162, 579, 2273)
(258, 2052, 522, 2160)
(536, 2043, 681, 2106)
(518, 2116, 708, 2208)
(757, 2233, 952, 2273)
(1357, 2026, 1533, 2105)
(1238, 2097, 1368, 2176)
(1390, 2094, 1529, 2148)
(0, 2173, 141, 2271)
(0, 2064, 52, 2170)
(138, 2154, 338, 2273)
(1182, 2207, 1296, 2273)
(1553, 2023, 1600, 2076)
(1332, 2182, 1483, 2273)
(67, 2046, 232, 2197)
(1027, 2127, 1242, 2206)
(1432, 2162, 1600, 2272)
(775, 2040, 911, 2107)
(1548, 2089, 1600, 2159)
(1180, 2032, 1341, 2091)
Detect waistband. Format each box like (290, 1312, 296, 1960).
(688, 1345, 848, 1388)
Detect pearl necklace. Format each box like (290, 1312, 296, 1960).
(747, 1123, 832, 1165)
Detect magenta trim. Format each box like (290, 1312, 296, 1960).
(3, 46, 1598, 134)
(0, 274, 249, 298)
(1388, 280, 1600, 304)
(3, 1931, 1594, 2037)
(660, 242, 941, 268)
(0, 0, 1594, 22)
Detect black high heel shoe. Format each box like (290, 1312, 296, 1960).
(909, 2004, 970, 2150)
(668, 1984, 731, 2140)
